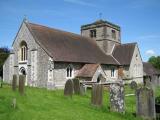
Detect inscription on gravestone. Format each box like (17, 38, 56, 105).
(110, 82, 125, 112)
(136, 87, 156, 119)
(64, 79, 74, 97)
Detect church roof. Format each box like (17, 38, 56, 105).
(25, 22, 119, 65)
(143, 62, 160, 76)
(76, 64, 99, 78)
(112, 43, 136, 65)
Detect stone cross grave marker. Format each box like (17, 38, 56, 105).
(73, 78, 80, 94)
(130, 81, 137, 90)
(136, 87, 156, 119)
(12, 75, 17, 91)
(91, 83, 103, 107)
(110, 81, 125, 113)
(64, 79, 74, 97)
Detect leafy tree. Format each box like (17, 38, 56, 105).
(148, 56, 160, 70)
(0, 47, 10, 77)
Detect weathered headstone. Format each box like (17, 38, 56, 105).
(64, 79, 74, 97)
(110, 81, 125, 112)
(73, 78, 80, 94)
(91, 84, 103, 107)
(0, 77, 2, 88)
(130, 81, 137, 90)
(12, 75, 17, 91)
(136, 87, 156, 119)
(80, 83, 86, 95)
(19, 75, 25, 95)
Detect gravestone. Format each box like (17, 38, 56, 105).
(19, 75, 25, 95)
(11, 98, 16, 109)
(64, 79, 74, 97)
(130, 81, 137, 90)
(0, 77, 2, 88)
(136, 87, 156, 119)
(80, 83, 86, 95)
(12, 75, 17, 91)
(91, 84, 103, 107)
(110, 81, 125, 112)
(73, 78, 80, 94)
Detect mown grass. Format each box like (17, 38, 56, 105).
(0, 84, 144, 120)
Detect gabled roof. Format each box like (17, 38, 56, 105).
(76, 64, 99, 78)
(25, 21, 119, 65)
(143, 62, 160, 76)
(112, 43, 136, 65)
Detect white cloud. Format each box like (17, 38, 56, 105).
(64, 0, 95, 7)
(145, 49, 156, 56)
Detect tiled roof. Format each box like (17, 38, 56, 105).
(26, 22, 119, 65)
(112, 43, 136, 65)
(76, 64, 99, 78)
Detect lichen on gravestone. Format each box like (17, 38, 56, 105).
(109, 82, 125, 113)
(64, 79, 74, 98)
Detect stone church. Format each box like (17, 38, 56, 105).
(3, 19, 143, 89)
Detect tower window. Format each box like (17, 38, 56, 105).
(111, 30, 116, 39)
(90, 29, 96, 38)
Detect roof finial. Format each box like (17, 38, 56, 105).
(99, 12, 102, 20)
(23, 15, 28, 23)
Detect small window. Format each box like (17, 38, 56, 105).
(20, 41, 27, 61)
(90, 29, 96, 38)
(136, 54, 138, 60)
(111, 30, 116, 39)
(66, 65, 73, 78)
(111, 68, 116, 77)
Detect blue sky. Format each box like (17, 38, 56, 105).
(0, 0, 160, 61)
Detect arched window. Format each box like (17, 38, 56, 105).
(20, 41, 27, 61)
(66, 65, 73, 78)
(111, 68, 116, 78)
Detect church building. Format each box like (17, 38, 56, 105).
(3, 19, 143, 89)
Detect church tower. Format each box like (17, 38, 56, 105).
(81, 19, 121, 55)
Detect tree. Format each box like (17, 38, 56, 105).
(148, 56, 160, 70)
(0, 47, 10, 77)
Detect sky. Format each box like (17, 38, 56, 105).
(0, 0, 160, 61)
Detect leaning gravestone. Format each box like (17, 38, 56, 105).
(64, 79, 74, 97)
(12, 75, 17, 91)
(136, 87, 156, 119)
(73, 78, 80, 94)
(110, 81, 125, 113)
(19, 75, 25, 95)
(91, 84, 103, 107)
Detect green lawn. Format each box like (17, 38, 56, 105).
(0, 85, 144, 120)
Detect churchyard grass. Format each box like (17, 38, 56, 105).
(0, 84, 144, 120)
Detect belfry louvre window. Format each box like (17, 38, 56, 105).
(90, 29, 96, 38)
(111, 30, 116, 39)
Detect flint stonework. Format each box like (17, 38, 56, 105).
(136, 87, 156, 119)
(80, 83, 86, 95)
(64, 79, 74, 97)
(110, 82, 125, 112)
(91, 84, 103, 107)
